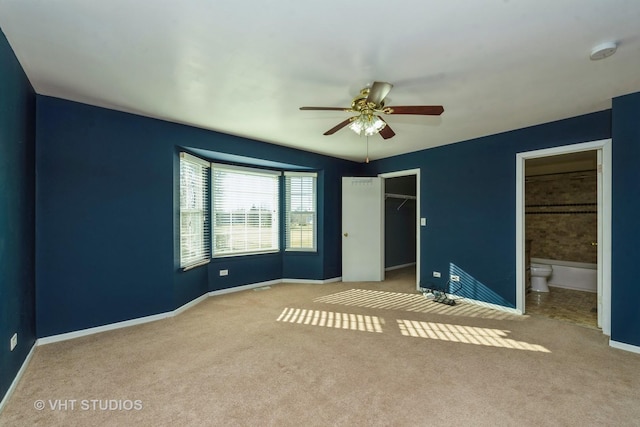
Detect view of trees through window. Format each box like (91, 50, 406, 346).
(286, 174, 316, 250)
(180, 154, 317, 264)
(212, 167, 280, 256)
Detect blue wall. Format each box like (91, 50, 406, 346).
(35, 96, 359, 337)
(0, 29, 36, 404)
(36, 99, 175, 336)
(611, 91, 640, 346)
(3, 30, 638, 408)
(36, 94, 640, 347)
(367, 105, 640, 347)
(366, 111, 611, 307)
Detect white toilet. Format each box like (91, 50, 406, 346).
(530, 263, 553, 292)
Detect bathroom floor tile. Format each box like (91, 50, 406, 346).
(525, 286, 598, 329)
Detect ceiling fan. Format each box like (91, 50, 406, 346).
(300, 81, 444, 139)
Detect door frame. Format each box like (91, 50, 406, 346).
(515, 138, 612, 335)
(379, 168, 421, 290)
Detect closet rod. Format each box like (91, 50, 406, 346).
(385, 193, 417, 200)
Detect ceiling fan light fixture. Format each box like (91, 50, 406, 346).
(349, 114, 386, 136)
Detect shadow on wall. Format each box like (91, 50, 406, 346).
(449, 263, 512, 307)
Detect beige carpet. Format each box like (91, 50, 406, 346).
(2, 268, 639, 426)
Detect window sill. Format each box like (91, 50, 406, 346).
(212, 250, 280, 259)
(181, 259, 211, 272)
(285, 249, 317, 253)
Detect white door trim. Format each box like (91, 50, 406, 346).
(379, 168, 421, 290)
(515, 139, 612, 335)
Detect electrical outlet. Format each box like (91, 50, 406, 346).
(450, 275, 460, 282)
(10, 333, 17, 351)
(219, 269, 229, 276)
(433, 271, 441, 278)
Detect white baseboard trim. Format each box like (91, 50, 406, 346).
(460, 297, 522, 315)
(174, 293, 208, 316)
(385, 262, 416, 272)
(4, 276, 639, 413)
(35, 277, 524, 348)
(208, 279, 282, 296)
(282, 276, 342, 284)
(609, 340, 640, 354)
(0, 343, 36, 413)
(39, 277, 335, 346)
(38, 311, 173, 345)
(321, 276, 342, 284)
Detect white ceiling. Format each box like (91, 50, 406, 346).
(1, 1, 639, 162)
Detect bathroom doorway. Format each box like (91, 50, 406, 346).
(515, 139, 611, 336)
(524, 151, 598, 328)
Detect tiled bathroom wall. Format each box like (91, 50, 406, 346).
(525, 170, 597, 263)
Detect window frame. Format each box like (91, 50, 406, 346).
(179, 152, 211, 270)
(211, 162, 282, 258)
(284, 171, 318, 252)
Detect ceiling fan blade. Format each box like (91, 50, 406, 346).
(300, 106, 350, 111)
(378, 117, 395, 140)
(323, 117, 354, 135)
(385, 105, 444, 115)
(366, 81, 393, 106)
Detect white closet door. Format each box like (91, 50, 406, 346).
(342, 177, 383, 282)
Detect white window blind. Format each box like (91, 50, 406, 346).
(179, 152, 210, 269)
(285, 171, 317, 251)
(212, 163, 281, 257)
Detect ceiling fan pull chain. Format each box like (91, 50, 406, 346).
(366, 136, 370, 163)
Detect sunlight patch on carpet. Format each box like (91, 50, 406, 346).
(277, 307, 383, 333)
(397, 319, 551, 352)
(314, 289, 518, 320)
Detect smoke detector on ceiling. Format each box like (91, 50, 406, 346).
(590, 42, 617, 60)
